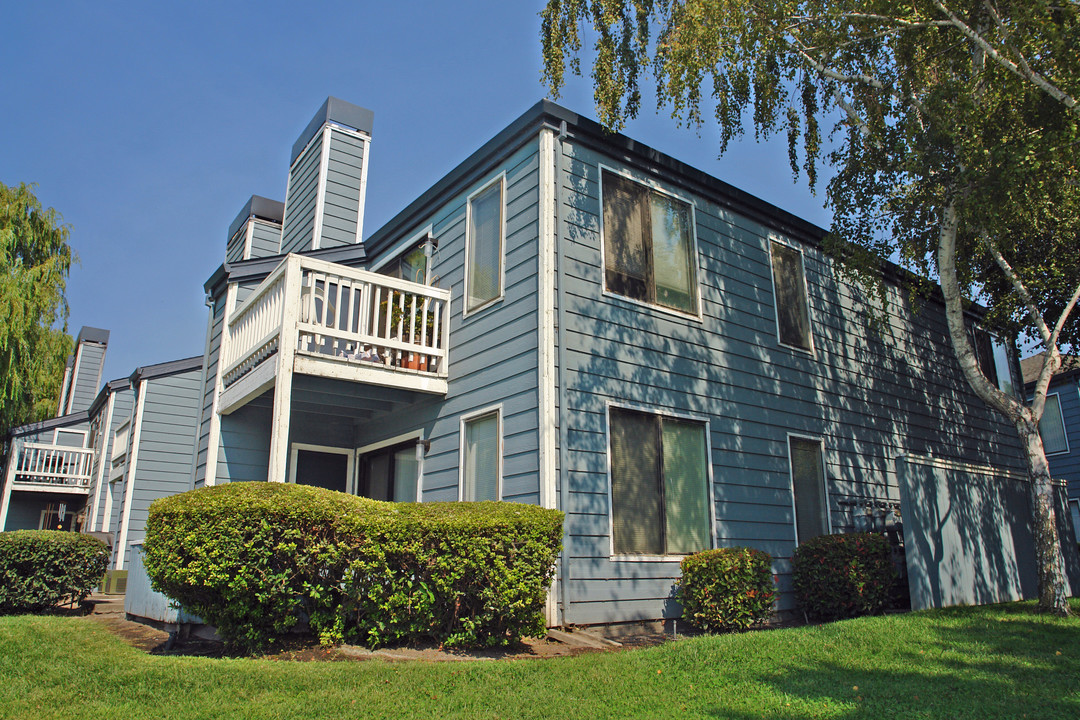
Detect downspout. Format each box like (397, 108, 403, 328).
(554, 119, 572, 626)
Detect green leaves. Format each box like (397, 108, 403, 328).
(677, 546, 776, 632)
(0, 531, 108, 613)
(0, 182, 73, 439)
(792, 532, 900, 621)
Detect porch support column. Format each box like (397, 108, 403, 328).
(267, 256, 302, 484)
(0, 442, 19, 531)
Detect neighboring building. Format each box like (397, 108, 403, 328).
(1022, 352, 1080, 536)
(191, 97, 1027, 625)
(0, 333, 202, 575)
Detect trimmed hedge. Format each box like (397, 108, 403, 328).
(792, 532, 897, 621)
(143, 482, 563, 651)
(677, 547, 776, 632)
(0, 531, 109, 613)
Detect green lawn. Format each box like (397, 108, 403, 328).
(2, 601, 1079, 720)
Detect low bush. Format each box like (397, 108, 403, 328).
(792, 532, 897, 621)
(0, 531, 109, 614)
(677, 547, 775, 632)
(143, 482, 563, 652)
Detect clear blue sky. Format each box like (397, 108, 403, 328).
(2, 1, 830, 385)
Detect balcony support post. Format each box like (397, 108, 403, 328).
(267, 256, 302, 484)
(0, 442, 18, 531)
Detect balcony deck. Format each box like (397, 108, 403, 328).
(6, 442, 94, 494)
(218, 255, 451, 414)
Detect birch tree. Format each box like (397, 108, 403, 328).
(0, 183, 73, 443)
(541, 0, 1080, 614)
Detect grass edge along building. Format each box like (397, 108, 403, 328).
(6, 96, 1071, 625)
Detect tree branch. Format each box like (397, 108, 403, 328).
(933, 0, 1080, 112)
(982, 234, 1053, 346)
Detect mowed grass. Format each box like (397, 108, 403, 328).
(2, 601, 1079, 720)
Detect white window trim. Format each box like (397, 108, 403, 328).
(1042, 392, 1070, 456)
(356, 430, 426, 503)
(52, 428, 89, 446)
(604, 401, 716, 562)
(369, 224, 435, 283)
(288, 443, 356, 495)
(462, 174, 507, 319)
(786, 432, 832, 545)
(597, 164, 705, 323)
(458, 405, 503, 501)
(768, 236, 816, 356)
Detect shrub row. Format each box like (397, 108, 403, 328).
(677, 547, 775, 632)
(792, 532, 898, 621)
(142, 482, 563, 652)
(0, 531, 109, 614)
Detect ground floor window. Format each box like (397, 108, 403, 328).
(608, 406, 710, 556)
(788, 436, 830, 544)
(39, 502, 79, 532)
(461, 409, 500, 501)
(358, 440, 420, 502)
(290, 445, 353, 494)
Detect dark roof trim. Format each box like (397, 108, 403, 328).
(204, 243, 368, 296)
(75, 326, 110, 346)
(227, 195, 285, 243)
(130, 355, 204, 384)
(291, 97, 374, 164)
(8, 410, 90, 438)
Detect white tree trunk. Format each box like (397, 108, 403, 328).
(936, 201, 1069, 615)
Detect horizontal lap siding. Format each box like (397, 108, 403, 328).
(71, 343, 106, 413)
(354, 139, 542, 506)
(318, 130, 365, 248)
(1047, 378, 1080, 498)
(93, 389, 133, 533)
(194, 299, 225, 487)
(558, 138, 1023, 623)
(217, 400, 271, 483)
(226, 227, 246, 263)
(249, 220, 282, 259)
(125, 370, 201, 549)
(280, 135, 323, 255)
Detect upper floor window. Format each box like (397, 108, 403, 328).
(377, 240, 430, 285)
(465, 178, 504, 314)
(608, 406, 710, 556)
(972, 328, 1015, 395)
(1039, 393, 1069, 455)
(770, 240, 813, 352)
(601, 169, 699, 315)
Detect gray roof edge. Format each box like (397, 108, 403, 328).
(131, 355, 204, 383)
(227, 195, 285, 242)
(8, 410, 91, 438)
(290, 97, 374, 164)
(75, 326, 110, 346)
(86, 377, 132, 417)
(221, 244, 368, 286)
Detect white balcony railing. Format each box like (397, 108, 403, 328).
(12, 443, 94, 488)
(221, 255, 451, 390)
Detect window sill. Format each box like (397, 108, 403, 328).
(600, 289, 704, 324)
(609, 553, 695, 563)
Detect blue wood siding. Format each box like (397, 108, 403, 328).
(120, 370, 201, 550)
(280, 132, 323, 254)
(249, 219, 282, 259)
(193, 297, 225, 488)
(1047, 377, 1080, 499)
(216, 396, 272, 484)
(353, 138, 542, 506)
(318, 129, 365, 248)
(70, 342, 106, 413)
(555, 137, 1024, 624)
(89, 387, 133, 533)
(225, 227, 246, 263)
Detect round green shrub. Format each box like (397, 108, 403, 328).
(0, 530, 109, 614)
(677, 547, 776, 632)
(792, 532, 898, 621)
(143, 482, 563, 652)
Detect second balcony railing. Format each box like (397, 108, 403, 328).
(221, 255, 451, 390)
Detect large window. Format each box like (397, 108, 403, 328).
(377, 240, 430, 285)
(770, 240, 813, 351)
(601, 170, 698, 315)
(462, 409, 500, 501)
(608, 407, 710, 556)
(788, 436, 829, 544)
(972, 328, 1015, 394)
(465, 178, 504, 314)
(1040, 393, 1070, 455)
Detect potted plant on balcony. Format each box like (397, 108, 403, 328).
(381, 293, 438, 371)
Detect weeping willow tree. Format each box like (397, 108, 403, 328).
(542, 0, 1080, 614)
(0, 182, 73, 445)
